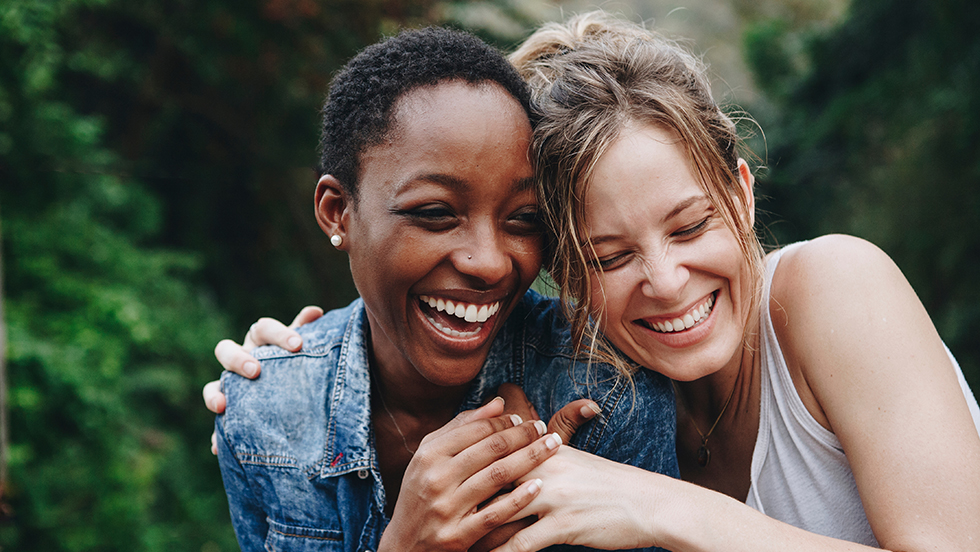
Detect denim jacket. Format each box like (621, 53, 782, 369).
(217, 290, 677, 552)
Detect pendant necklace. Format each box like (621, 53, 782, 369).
(680, 379, 737, 468)
(372, 374, 417, 455)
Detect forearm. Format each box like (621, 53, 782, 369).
(512, 451, 895, 552)
(651, 475, 881, 552)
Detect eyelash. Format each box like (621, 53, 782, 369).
(395, 206, 542, 234)
(674, 216, 710, 237)
(589, 216, 712, 271)
(590, 252, 631, 271)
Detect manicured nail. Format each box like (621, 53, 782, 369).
(510, 414, 523, 427)
(533, 420, 547, 436)
(581, 402, 601, 418)
(287, 336, 302, 350)
(243, 361, 259, 378)
(527, 478, 542, 494)
(545, 432, 562, 449)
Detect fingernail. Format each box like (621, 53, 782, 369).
(528, 478, 543, 494)
(243, 361, 259, 378)
(207, 397, 218, 411)
(510, 414, 523, 427)
(581, 402, 601, 418)
(491, 396, 505, 407)
(287, 336, 302, 350)
(533, 420, 547, 436)
(545, 432, 562, 449)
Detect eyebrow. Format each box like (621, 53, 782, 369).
(584, 193, 709, 248)
(409, 173, 536, 192)
(664, 194, 708, 222)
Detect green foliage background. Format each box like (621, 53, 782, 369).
(0, 0, 976, 550)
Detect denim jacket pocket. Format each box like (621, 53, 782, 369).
(264, 518, 344, 552)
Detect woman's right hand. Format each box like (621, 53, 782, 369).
(379, 398, 564, 552)
(203, 306, 324, 453)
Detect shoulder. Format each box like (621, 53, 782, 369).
(508, 289, 574, 353)
(586, 366, 679, 477)
(770, 234, 908, 332)
(772, 234, 897, 296)
(218, 301, 363, 452)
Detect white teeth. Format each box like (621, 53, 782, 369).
(418, 295, 501, 325)
(647, 293, 715, 334)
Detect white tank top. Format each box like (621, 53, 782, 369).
(745, 242, 980, 545)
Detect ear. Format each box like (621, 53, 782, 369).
(315, 175, 351, 249)
(736, 158, 755, 228)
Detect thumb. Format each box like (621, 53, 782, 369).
(547, 399, 600, 444)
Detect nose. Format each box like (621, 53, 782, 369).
(639, 251, 689, 302)
(454, 225, 511, 286)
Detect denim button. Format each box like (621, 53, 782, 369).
(357, 469, 369, 479)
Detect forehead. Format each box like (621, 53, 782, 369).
(585, 124, 704, 223)
(390, 80, 529, 143)
(358, 81, 535, 199)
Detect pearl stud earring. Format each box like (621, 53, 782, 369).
(330, 235, 343, 247)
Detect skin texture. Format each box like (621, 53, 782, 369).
(581, 124, 755, 385)
(209, 80, 595, 552)
(208, 118, 980, 552)
(490, 123, 980, 552)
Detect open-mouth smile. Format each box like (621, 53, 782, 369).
(638, 291, 716, 334)
(418, 295, 501, 338)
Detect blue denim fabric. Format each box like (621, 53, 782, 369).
(217, 290, 677, 552)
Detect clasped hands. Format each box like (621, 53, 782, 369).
(203, 307, 600, 552)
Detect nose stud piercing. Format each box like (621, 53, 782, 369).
(468, 255, 472, 259)
(330, 235, 343, 247)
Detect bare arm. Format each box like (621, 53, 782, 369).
(494, 236, 980, 552)
(771, 235, 980, 551)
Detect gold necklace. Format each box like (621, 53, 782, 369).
(372, 374, 417, 455)
(677, 379, 737, 468)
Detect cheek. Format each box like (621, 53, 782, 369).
(588, 271, 625, 327)
(512, 235, 545, 280)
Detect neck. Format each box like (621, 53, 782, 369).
(674, 326, 760, 436)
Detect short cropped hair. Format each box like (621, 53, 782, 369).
(319, 26, 533, 203)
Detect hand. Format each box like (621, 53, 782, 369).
(203, 306, 323, 453)
(491, 446, 664, 552)
(379, 398, 564, 552)
(466, 384, 601, 551)
(496, 383, 601, 445)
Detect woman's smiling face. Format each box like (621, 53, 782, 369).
(340, 80, 542, 388)
(583, 123, 754, 381)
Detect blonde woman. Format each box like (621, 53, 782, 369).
(491, 11, 980, 552)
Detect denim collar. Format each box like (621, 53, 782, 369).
(311, 298, 527, 479)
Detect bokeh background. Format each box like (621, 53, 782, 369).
(1, 0, 977, 549)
